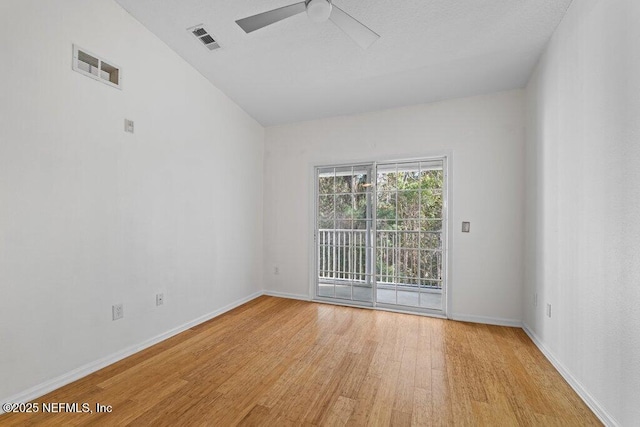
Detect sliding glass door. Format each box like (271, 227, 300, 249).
(315, 158, 447, 315)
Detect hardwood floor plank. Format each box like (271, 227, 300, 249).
(323, 395, 356, 426)
(339, 339, 378, 399)
(430, 367, 453, 426)
(414, 322, 432, 390)
(345, 374, 381, 426)
(302, 352, 356, 425)
(237, 405, 272, 427)
(0, 296, 602, 426)
(410, 387, 432, 427)
(390, 409, 412, 427)
(392, 339, 416, 415)
(366, 358, 401, 426)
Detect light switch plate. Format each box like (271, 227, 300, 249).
(112, 303, 123, 320)
(462, 222, 471, 233)
(124, 119, 134, 133)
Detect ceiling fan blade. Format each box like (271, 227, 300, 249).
(236, 2, 307, 33)
(329, 4, 380, 49)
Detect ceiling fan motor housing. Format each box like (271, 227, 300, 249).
(306, 0, 332, 23)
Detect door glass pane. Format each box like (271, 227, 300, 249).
(335, 194, 354, 220)
(376, 191, 396, 221)
(316, 165, 373, 303)
(375, 160, 445, 312)
(318, 167, 335, 194)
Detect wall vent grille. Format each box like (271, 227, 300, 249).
(72, 45, 121, 89)
(187, 25, 221, 51)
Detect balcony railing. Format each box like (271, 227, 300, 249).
(317, 228, 442, 290)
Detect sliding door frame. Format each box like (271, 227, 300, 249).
(309, 153, 453, 319)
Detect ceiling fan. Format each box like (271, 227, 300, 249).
(235, 0, 380, 50)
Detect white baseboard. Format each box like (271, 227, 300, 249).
(263, 290, 311, 301)
(522, 323, 619, 427)
(450, 313, 522, 328)
(0, 290, 264, 414)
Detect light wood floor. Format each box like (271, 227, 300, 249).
(1, 296, 600, 426)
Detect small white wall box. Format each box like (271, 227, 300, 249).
(72, 45, 121, 89)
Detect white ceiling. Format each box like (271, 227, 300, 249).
(114, 0, 572, 126)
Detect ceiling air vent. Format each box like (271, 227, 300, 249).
(187, 25, 221, 51)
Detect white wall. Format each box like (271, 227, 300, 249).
(524, 0, 640, 424)
(0, 0, 264, 401)
(264, 90, 525, 324)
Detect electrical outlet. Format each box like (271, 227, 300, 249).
(546, 303, 552, 318)
(112, 304, 124, 320)
(156, 293, 164, 306)
(274, 266, 279, 275)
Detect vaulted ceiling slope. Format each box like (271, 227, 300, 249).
(114, 0, 572, 126)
